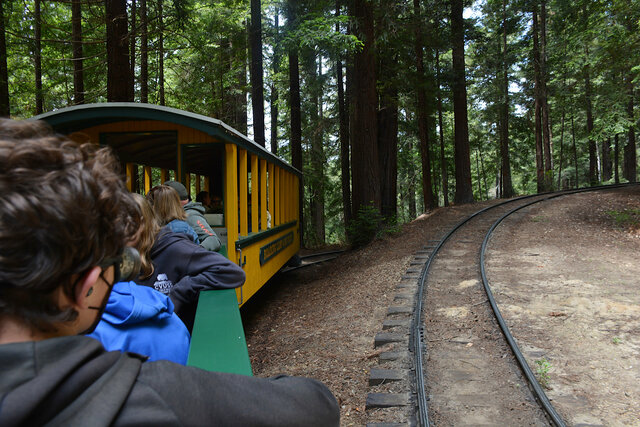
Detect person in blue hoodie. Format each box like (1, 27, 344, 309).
(88, 280, 190, 364)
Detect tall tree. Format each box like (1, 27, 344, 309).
(250, 0, 265, 147)
(414, 0, 436, 211)
(336, 1, 352, 228)
(451, 0, 474, 204)
(499, 0, 514, 197)
(540, 0, 552, 190)
(436, 49, 448, 206)
(140, 0, 149, 103)
(287, 0, 303, 244)
(532, 4, 544, 192)
(157, 0, 165, 105)
(0, 0, 10, 116)
(351, 0, 381, 215)
(71, 0, 84, 104)
(270, 9, 280, 155)
(106, 0, 133, 101)
(34, 0, 43, 114)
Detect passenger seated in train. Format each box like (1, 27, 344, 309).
(147, 184, 199, 243)
(0, 118, 340, 427)
(165, 180, 222, 252)
(131, 193, 245, 333)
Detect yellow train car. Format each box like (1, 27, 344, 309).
(35, 102, 301, 307)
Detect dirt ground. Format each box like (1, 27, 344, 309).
(241, 186, 640, 426)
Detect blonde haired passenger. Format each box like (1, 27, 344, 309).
(147, 185, 199, 243)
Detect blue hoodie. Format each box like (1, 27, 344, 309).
(88, 281, 191, 365)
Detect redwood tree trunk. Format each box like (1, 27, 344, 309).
(0, 0, 8, 116)
(158, 0, 165, 105)
(270, 10, 280, 155)
(500, 0, 514, 198)
(451, 0, 474, 204)
(540, 0, 553, 190)
(436, 49, 448, 206)
(533, 6, 544, 192)
(106, 0, 133, 102)
(337, 1, 352, 228)
(414, 0, 435, 211)
(584, 57, 597, 185)
(287, 0, 303, 245)
(351, 0, 380, 214)
(140, 0, 148, 103)
(34, 0, 43, 114)
(624, 75, 637, 182)
(250, 0, 265, 147)
(71, 0, 85, 104)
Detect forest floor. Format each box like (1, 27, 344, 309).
(241, 185, 640, 426)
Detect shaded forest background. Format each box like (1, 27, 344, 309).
(0, 0, 638, 247)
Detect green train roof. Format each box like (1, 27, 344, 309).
(32, 102, 301, 176)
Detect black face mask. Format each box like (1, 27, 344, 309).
(78, 247, 141, 335)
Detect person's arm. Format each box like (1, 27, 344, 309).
(188, 214, 221, 251)
(127, 363, 340, 427)
(168, 248, 245, 331)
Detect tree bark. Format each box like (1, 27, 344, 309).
(157, 0, 164, 105)
(287, 0, 303, 245)
(130, 0, 136, 98)
(250, 0, 265, 147)
(624, 74, 637, 182)
(413, 0, 435, 211)
(436, 49, 448, 206)
(532, 5, 544, 192)
(451, 0, 474, 204)
(270, 9, 280, 155)
(34, 0, 43, 114)
(614, 133, 620, 184)
(540, 0, 553, 190)
(602, 137, 612, 181)
(378, 64, 398, 220)
(351, 0, 380, 215)
(584, 53, 597, 186)
(0, 0, 8, 116)
(337, 1, 352, 228)
(71, 0, 84, 104)
(106, 0, 133, 102)
(140, 0, 148, 103)
(500, 0, 514, 198)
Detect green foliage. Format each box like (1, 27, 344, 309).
(535, 358, 552, 390)
(607, 209, 640, 229)
(346, 204, 400, 248)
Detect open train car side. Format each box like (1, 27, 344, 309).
(34, 102, 302, 374)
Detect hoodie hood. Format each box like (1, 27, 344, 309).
(183, 201, 205, 215)
(150, 228, 193, 258)
(100, 281, 175, 326)
(0, 336, 142, 427)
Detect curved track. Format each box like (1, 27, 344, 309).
(366, 184, 636, 426)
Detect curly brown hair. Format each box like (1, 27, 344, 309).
(0, 119, 140, 331)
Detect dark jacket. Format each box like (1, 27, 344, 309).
(0, 336, 340, 427)
(184, 201, 221, 252)
(136, 229, 245, 332)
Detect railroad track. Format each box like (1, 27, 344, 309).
(365, 184, 636, 426)
(280, 250, 346, 273)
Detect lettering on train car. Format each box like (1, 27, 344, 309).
(259, 232, 294, 265)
